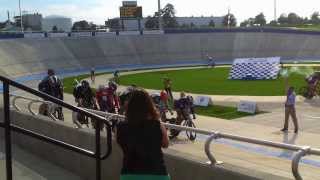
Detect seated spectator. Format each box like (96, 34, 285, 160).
(116, 89, 170, 180)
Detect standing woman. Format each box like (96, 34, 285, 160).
(281, 86, 299, 133)
(116, 89, 170, 180)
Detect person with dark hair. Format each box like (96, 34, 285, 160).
(116, 89, 170, 180)
(281, 86, 299, 133)
(38, 69, 64, 120)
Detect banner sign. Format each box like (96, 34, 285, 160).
(237, 101, 257, 114)
(143, 30, 165, 35)
(119, 31, 140, 35)
(194, 96, 213, 107)
(70, 32, 92, 37)
(95, 32, 117, 36)
(47, 33, 68, 38)
(229, 57, 281, 80)
(24, 33, 45, 38)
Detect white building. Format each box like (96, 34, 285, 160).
(42, 15, 72, 32)
(175, 16, 223, 27)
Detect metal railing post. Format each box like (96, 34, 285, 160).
(95, 118, 101, 180)
(205, 132, 223, 165)
(3, 82, 13, 180)
(292, 146, 310, 180)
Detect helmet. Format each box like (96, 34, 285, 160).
(81, 80, 90, 88)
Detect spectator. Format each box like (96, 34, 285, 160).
(163, 77, 173, 100)
(116, 89, 170, 180)
(281, 86, 299, 133)
(113, 70, 120, 83)
(90, 67, 95, 84)
(38, 69, 64, 120)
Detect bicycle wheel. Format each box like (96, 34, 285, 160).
(184, 120, 197, 141)
(316, 83, 320, 96)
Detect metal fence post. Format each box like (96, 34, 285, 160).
(3, 82, 13, 180)
(95, 119, 101, 180)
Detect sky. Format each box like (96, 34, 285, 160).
(0, 0, 319, 25)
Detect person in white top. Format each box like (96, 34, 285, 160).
(281, 86, 299, 133)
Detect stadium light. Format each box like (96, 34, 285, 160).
(19, 0, 24, 32)
(158, 0, 162, 30)
(274, 0, 277, 22)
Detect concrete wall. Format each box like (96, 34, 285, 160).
(0, 32, 320, 78)
(0, 109, 289, 180)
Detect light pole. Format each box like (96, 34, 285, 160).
(274, 0, 277, 22)
(19, 0, 24, 32)
(158, 0, 162, 30)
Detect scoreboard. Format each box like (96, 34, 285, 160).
(120, 6, 142, 18)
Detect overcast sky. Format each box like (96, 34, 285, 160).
(0, 0, 319, 24)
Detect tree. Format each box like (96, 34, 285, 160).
(311, 12, 320, 24)
(145, 16, 159, 29)
(254, 13, 266, 26)
(278, 14, 288, 25)
(240, 18, 255, 27)
(105, 19, 120, 31)
(287, 13, 303, 25)
(269, 20, 278, 26)
(208, 20, 215, 27)
(72, 20, 90, 31)
(222, 13, 237, 27)
(161, 3, 178, 28)
(52, 25, 58, 32)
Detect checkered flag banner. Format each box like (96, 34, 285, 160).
(229, 57, 281, 80)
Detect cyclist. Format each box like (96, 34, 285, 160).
(163, 77, 173, 100)
(73, 80, 97, 128)
(159, 90, 173, 122)
(306, 74, 319, 97)
(38, 69, 64, 120)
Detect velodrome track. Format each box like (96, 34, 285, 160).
(1, 31, 320, 179)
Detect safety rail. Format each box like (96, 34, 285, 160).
(67, 108, 320, 180)
(6, 92, 320, 180)
(0, 75, 113, 180)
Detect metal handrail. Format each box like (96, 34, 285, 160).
(7, 93, 320, 179)
(0, 76, 113, 180)
(70, 108, 320, 180)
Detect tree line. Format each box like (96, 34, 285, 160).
(66, 4, 320, 31)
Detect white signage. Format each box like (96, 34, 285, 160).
(119, 31, 140, 35)
(237, 101, 257, 114)
(24, 33, 45, 38)
(95, 32, 116, 36)
(47, 33, 68, 38)
(143, 30, 164, 35)
(194, 96, 213, 107)
(71, 32, 92, 37)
